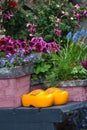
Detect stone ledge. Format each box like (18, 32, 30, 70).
(0, 63, 34, 79)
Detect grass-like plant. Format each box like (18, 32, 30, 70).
(45, 28, 87, 84)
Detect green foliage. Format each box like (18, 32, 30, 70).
(28, 0, 77, 43)
(1, 0, 87, 43)
(71, 65, 87, 79)
(1, 0, 87, 82)
(31, 53, 55, 80)
(3, 10, 28, 39)
(45, 43, 87, 84)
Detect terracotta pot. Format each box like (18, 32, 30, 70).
(0, 63, 34, 108)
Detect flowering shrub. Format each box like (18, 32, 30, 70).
(26, 0, 87, 44)
(0, 0, 87, 44)
(0, 0, 29, 39)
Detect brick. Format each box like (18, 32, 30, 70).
(0, 75, 30, 108)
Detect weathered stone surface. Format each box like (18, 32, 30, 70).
(74, 0, 87, 6)
(0, 63, 34, 79)
(0, 101, 87, 121)
(56, 80, 87, 102)
(56, 79, 87, 87)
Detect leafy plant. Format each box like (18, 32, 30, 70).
(45, 29, 87, 84)
(0, 1, 87, 82)
(71, 65, 87, 79)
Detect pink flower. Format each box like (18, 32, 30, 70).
(26, 22, 31, 27)
(26, 23, 37, 35)
(46, 42, 59, 53)
(75, 4, 80, 10)
(30, 37, 46, 53)
(56, 17, 60, 24)
(55, 17, 61, 27)
(29, 28, 33, 34)
(3, 13, 13, 19)
(75, 13, 81, 19)
(65, 11, 69, 16)
(54, 29, 62, 36)
(83, 10, 87, 17)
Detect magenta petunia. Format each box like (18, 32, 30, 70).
(54, 29, 62, 36)
(80, 59, 87, 70)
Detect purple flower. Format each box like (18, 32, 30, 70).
(0, 36, 29, 54)
(83, 10, 87, 17)
(30, 37, 46, 53)
(45, 43, 51, 53)
(23, 54, 40, 63)
(46, 42, 58, 53)
(6, 53, 16, 63)
(29, 28, 33, 34)
(10, 57, 15, 63)
(80, 59, 87, 70)
(0, 59, 6, 66)
(16, 49, 25, 56)
(50, 42, 59, 53)
(54, 29, 62, 36)
(3, 13, 13, 19)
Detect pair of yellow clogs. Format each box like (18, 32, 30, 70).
(22, 87, 69, 108)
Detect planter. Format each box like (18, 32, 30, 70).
(56, 79, 87, 102)
(30, 79, 87, 102)
(0, 63, 34, 108)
